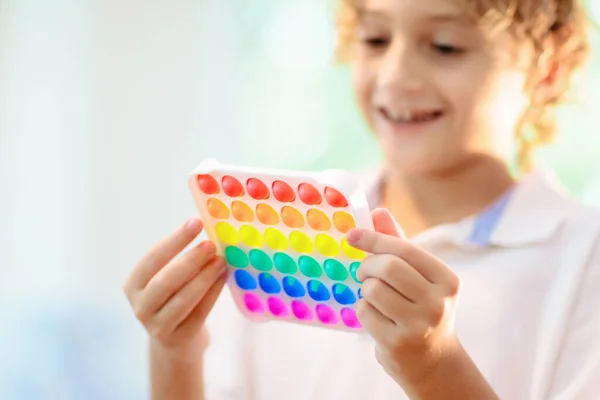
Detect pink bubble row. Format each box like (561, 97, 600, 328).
(243, 293, 362, 329)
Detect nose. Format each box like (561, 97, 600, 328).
(376, 40, 425, 95)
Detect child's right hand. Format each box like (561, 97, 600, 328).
(123, 218, 227, 362)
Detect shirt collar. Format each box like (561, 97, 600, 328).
(486, 170, 576, 247)
(357, 166, 576, 249)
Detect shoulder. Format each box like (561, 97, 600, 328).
(561, 197, 600, 228)
(542, 203, 600, 398)
(556, 202, 600, 260)
(492, 170, 600, 249)
(502, 174, 600, 397)
(542, 188, 600, 281)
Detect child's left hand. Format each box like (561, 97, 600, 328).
(346, 208, 462, 386)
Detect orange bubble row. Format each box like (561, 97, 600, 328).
(206, 198, 356, 233)
(197, 174, 349, 208)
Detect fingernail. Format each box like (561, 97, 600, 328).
(199, 241, 216, 253)
(346, 229, 361, 243)
(186, 217, 202, 230)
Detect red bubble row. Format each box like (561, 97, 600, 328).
(197, 174, 348, 208)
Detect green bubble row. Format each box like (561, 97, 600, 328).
(224, 246, 361, 283)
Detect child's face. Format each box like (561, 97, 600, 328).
(350, 0, 532, 174)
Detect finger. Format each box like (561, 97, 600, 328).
(346, 229, 452, 284)
(372, 208, 405, 238)
(357, 254, 429, 302)
(176, 268, 228, 337)
(126, 218, 205, 292)
(136, 240, 217, 316)
(153, 257, 226, 333)
(356, 299, 397, 344)
(360, 277, 418, 325)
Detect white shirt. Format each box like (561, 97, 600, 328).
(203, 168, 600, 400)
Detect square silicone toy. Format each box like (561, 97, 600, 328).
(188, 159, 373, 332)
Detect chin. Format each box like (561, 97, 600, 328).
(384, 153, 442, 176)
(376, 139, 441, 176)
(383, 149, 472, 177)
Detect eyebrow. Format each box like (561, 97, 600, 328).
(355, 8, 387, 20)
(424, 13, 470, 24)
(356, 8, 469, 25)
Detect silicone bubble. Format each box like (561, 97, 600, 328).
(197, 174, 220, 194)
(247, 178, 270, 200)
(222, 176, 245, 197)
(332, 283, 356, 305)
(307, 280, 330, 301)
(307, 209, 331, 231)
(207, 198, 230, 219)
(349, 262, 361, 283)
(234, 270, 257, 290)
(316, 304, 338, 325)
(290, 231, 314, 254)
(341, 237, 366, 260)
(256, 203, 279, 225)
(298, 256, 322, 278)
(244, 293, 265, 313)
(272, 180, 296, 203)
(268, 297, 289, 317)
(315, 234, 340, 257)
(324, 187, 348, 208)
(231, 201, 254, 222)
(273, 252, 297, 274)
(240, 225, 264, 247)
(283, 276, 305, 298)
(323, 259, 348, 281)
(291, 300, 313, 321)
(215, 222, 239, 245)
(259, 273, 281, 294)
(265, 228, 289, 250)
(298, 183, 322, 205)
(225, 246, 248, 268)
(281, 206, 304, 228)
(333, 211, 356, 233)
(341, 308, 362, 329)
(249, 249, 273, 271)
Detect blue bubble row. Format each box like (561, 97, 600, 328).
(233, 270, 359, 305)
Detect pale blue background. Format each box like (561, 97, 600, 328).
(1, 1, 600, 399)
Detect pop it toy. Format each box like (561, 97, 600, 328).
(188, 159, 374, 332)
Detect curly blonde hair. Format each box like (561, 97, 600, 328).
(335, 0, 591, 171)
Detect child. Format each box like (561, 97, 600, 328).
(123, 0, 600, 398)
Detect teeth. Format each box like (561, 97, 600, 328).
(388, 111, 410, 122)
(387, 109, 440, 123)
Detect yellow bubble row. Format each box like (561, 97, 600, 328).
(214, 222, 366, 260)
(207, 198, 356, 234)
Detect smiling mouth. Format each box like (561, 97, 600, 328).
(379, 107, 445, 124)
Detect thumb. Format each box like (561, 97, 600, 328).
(371, 208, 406, 238)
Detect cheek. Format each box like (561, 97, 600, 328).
(442, 64, 528, 155)
(489, 72, 529, 122)
(351, 61, 374, 123)
(482, 71, 529, 153)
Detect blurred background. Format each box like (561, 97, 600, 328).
(1, 0, 600, 398)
